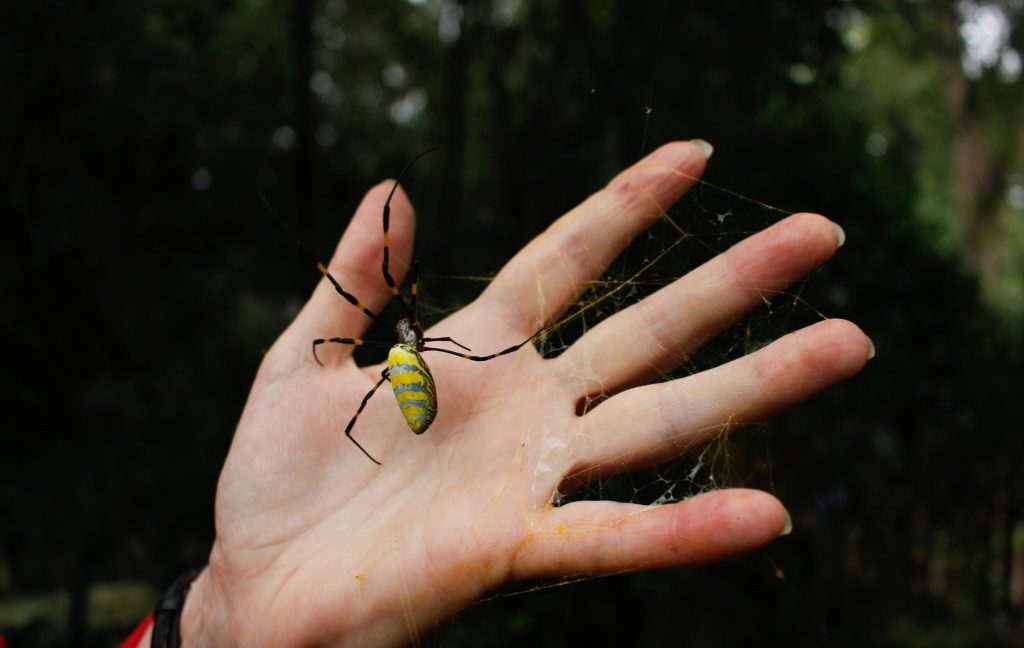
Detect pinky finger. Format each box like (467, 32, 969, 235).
(513, 489, 789, 578)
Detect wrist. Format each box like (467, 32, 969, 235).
(178, 567, 223, 647)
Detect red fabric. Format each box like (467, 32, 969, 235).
(118, 614, 154, 648)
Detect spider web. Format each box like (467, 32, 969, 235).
(414, 172, 822, 511)
(389, 162, 827, 647)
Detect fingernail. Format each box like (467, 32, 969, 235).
(867, 338, 876, 360)
(690, 139, 714, 160)
(833, 223, 846, 248)
(779, 511, 793, 537)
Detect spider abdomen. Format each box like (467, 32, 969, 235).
(387, 344, 438, 435)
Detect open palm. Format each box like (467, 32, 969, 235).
(179, 141, 871, 646)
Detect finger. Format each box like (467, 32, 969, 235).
(570, 319, 871, 478)
(557, 212, 844, 398)
(480, 141, 709, 336)
(513, 489, 788, 578)
(278, 182, 416, 366)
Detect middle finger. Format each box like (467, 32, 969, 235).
(554, 212, 844, 399)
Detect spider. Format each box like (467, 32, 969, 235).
(305, 151, 536, 465)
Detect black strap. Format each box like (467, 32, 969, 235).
(152, 568, 200, 648)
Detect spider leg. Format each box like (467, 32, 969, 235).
(382, 150, 435, 320)
(421, 337, 534, 362)
(409, 259, 420, 323)
(315, 262, 393, 330)
(344, 368, 391, 465)
(420, 336, 472, 352)
(312, 337, 394, 366)
(403, 262, 468, 349)
(259, 190, 393, 331)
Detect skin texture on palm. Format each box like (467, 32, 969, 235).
(162, 141, 871, 646)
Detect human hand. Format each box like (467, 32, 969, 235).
(178, 141, 871, 646)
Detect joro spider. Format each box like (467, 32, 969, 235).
(304, 152, 535, 465)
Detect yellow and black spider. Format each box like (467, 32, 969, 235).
(301, 152, 535, 465)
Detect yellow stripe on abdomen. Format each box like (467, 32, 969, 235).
(387, 344, 438, 434)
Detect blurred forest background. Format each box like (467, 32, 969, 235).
(3, 0, 1024, 645)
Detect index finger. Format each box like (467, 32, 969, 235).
(479, 140, 710, 335)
